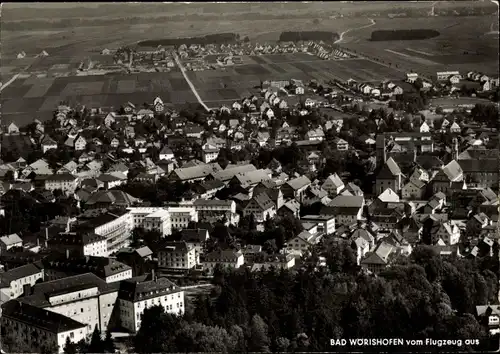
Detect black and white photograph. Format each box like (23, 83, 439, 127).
(0, 1, 499, 353)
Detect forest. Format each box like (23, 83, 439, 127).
(137, 33, 240, 48)
(279, 31, 339, 43)
(134, 244, 499, 353)
(370, 29, 440, 41)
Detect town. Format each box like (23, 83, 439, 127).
(0, 2, 499, 354)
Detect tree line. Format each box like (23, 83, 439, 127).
(138, 33, 239, 48)
(370, 29, 440, 41)
(279, 31, 339, 43)
(133, 244, 499, 353)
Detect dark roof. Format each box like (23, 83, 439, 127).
(179, 229, 209, 243)
(85, 190, 139, 206)
(1, 300, 87, 333)
(118, 276, 179, 302)
(159, 240, 191, 253)
(459, 159, 498, 173)
(47, 232, 105, 247)
(45, 173, 76, 181)
(204, 249, 243, 262)
(0, 263, 42, 285)
(42, 255, 131, 279)
(249, 192, 275, 211)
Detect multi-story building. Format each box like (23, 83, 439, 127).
(1, 300, 88, 354)
(19, 273, 119, 334)
(158, 241, 197, 269)
(286, 230, 323, 256)
(376, 132, 434, 167)
(80, 209, 132, 255)
(300, 215, 336, 235)
(0, 233, 23, 254)
(143, 209, 171, 236)
(42, 254, 132, 284)
(44, 173, 78, 193)
(47, 232, 108, 257)
(167, 207, 198, 231)
(242, 193, 276, 223)
(202, 249, 244, 273)
(190, 199, 239, 225)
(0, 263, 44, 305)
(117, 275, 184, 333)
(201, 143, 220, 163)
(179, 229, 209, 264)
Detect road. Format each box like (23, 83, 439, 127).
(0, 74, 20, 92)
(173, 52, 211, 112)
(334, 18, 376, 44)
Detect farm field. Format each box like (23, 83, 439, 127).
(0, 71, 199, 126)
(341, 16, 499, 78)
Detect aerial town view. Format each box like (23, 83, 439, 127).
(0, 1, 499, 353)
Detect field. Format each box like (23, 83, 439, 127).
(0, 71, 199, 126)
(340, 16, 499, 78)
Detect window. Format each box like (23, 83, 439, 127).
(81, 308, 84, 313)
(70, 332, 74, 339)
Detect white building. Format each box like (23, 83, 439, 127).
(0, 233, 23, 253)
(167, 206, 198, 231)
(203, 249, 244, 272)
(90, 210, 133, 255)
(436, 71, 460, 81)
(158, 241, 197, 269)
(44, 173, 78, 193)
(201, 143, 220, 163)
(47, 232, 108, 257)
(300, 215, 336, 235)
(286, 230, 323, 256)
(117, 276, 184, 333)
(1, 300, 88, 354)
(0, 264, 44, 305)
(143, 209, 172, 236)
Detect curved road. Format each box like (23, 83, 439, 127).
(0, 74, 20, 92)
(334, 18, 376, 44)
(173, 52, 211, 112)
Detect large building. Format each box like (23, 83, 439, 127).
(117, 275, 185, 333)
(47, 232, 108, 257)
(1, 300, 88, 354)
(0, 263, 44, 305)
(157, 241, 197, 270)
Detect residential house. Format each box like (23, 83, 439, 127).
(184, 125, 204, 139)
(375, 157, 403, 194)
(243, 193, 276, 223)
(41, 135, 58, 153)
(333, 138, 349, 151)
(202, 249, 244, 273)
(431, 160, 463, 195)
(47, 232, 107, 257)
(0, 263, 44, 303)
(281, 175, 311, 202)
(305, 127, 325, 141)
(322, 173, 345, 197)
(321, 195, 365, 226)
(201, 143, 220, 163)
(44, 174, 78, 194)
(179, 229, 210, 264)
(158, 241, 197, 270)
(286, 230, 323, 256)
(360, 241, 395, 274)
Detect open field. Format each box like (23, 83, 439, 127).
(341, 16, 499, 78)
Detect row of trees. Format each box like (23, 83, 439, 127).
(134, 245, 498, 352)
(64, 326, 115, 354)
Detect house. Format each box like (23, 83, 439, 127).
(201, 143, 220, 163)
(158, 241, 197, 270)
(360, 241, 395, 274)
(74, 136, 87, 151)
(281, 175, 311, 202)
(419, 121, 430, 133)
(278, 199, 301, 219)
(169, 163, 222, 183)
(136, 109, 154, 120)
(286, 230, 323, 256)
(333, 138, 348, 151)
(449, 122, 461, 134)
(0, 234, 23, 254)
(184, 125, 204, 139)
(44, 173, 78, 193)
(243, 193, 276, 222)
(301, 215, 336, 235)
(321, 195, 365, 226)
(436, 71, 460, 81)
(7, 123, 19, 135)
(401, 179, 426, 200)
(375, 157, 403, 194)
(449, 75, 460, 84)
(322, 173, 344, 197)
(305, 127, 325, 141)
(431, 160, 463, 194)
(203, 249, 244, 273)
(393, 86, 403, 95)
(0, 263, 44, 302)
(47, 232, 107, 257)
(406, 73, 418, 83)
(179, 229, 210, 263)
(153, 97, 164, 112)
(159, 146, 175, 161)
(40, 135, 58, 153)
(476, 305, 500, 335)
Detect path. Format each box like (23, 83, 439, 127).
(334, 18, 376, 44)
(173, 52, 211, 112)
(486, 0, 499, 34)
(0, 74, 20, 92)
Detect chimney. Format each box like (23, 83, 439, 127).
(413, 148, 417, 163)
(151, 269, 155, 281)
(45, 227, 49, 240)
(66, 249, 70, 259)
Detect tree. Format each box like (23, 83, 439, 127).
(63, 337, 77, 354)
(88, 325, 104, 353)
(134, 306, 181, 353)
(249, 314, 271, 352)
(103, 329, 115, 353)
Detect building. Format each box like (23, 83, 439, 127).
(44, 174, 78, 193)
(191, 199, 238, 225)
(85, 209, 132, 254)
(406, 73, 418, 83)
(41, 135, 58, 153)
(169, 163, 222, 182)
(321, 195, 365, 226)
(247, 254, 296, 271)
(0, 264, 44, 304)
(321, 173, 345, 197)
(42, 254, 132, 284)
(167, 206, 198, 231)
(0, 233, 23, 253)
(242, 193, 276, 223)
(301, 215, 336, 235)
(436, 71, 460, 81)
(19, 273, 118, 334)
(1, 300, 88, 354)
(201, 143, 220, 163)
(47, 232, 108, 257)
(286, 230, 323, 256)
(179, 229, 209, 264)
(281, 176, 311, 202)
(158, 241, 197, 269)
(375, 157, 403, 195)
(360, 241, 395, 274)
(476, 305, 500, 335)
(117, 275, 184, 333)
(143, 209, 171, 236)
(74, 136, 87, 151)
(203, 249, 244, 272)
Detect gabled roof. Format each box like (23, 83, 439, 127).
(286, 175, 311, 190)
(329, 195, 364, 208)
(0, 233, 23, 246)
(442, 160, 463, 181)
(248, 192, 275, 211)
